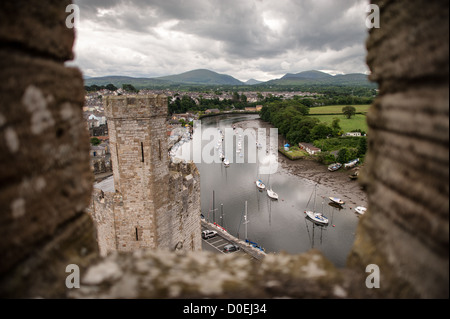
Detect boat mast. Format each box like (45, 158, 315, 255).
(244, 201, 248, 241)
(314, 184, 318, 212)
(220, 203, 224, 228)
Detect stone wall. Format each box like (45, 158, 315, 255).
(164, 162, 202, 251)
(105, 95, 171, 251)
(88, 161, 202, 256)
(0, 0, 99, 298)
(348, 0, 449, 298)
(88, 188, 121, 257)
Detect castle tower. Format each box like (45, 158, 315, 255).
(105, 95, 171, 251)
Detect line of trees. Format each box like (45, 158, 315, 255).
(259, 100, 368, 164)
(84, 83, 138, 93)
(168, 92, 283, 114)
(259, 100, 342, 145)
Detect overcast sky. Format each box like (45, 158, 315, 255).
(70, 0, 371, 82)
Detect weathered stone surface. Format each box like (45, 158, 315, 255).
(0, 1, 98, 297)
(69, 249, 354, 299)
(0, 0, 76, 61)
(349, 0, 449, 299)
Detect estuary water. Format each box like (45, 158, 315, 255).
(174, 114, 361, 267)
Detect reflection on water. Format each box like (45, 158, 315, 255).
(175, 114, 359, 267)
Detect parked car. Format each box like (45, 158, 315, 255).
(223, 243, 240, 253)
(202, 230, 217, 239)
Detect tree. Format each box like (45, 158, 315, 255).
(311, 123, 332, 141)
(342, 106, 356, 119)
(122, 84, 138, 92)
(287, 130, 303, 145)
(90, 137, 101, 146)
(331, 118, 341, 131)
(357, 137, 368, 157)
(105, 83, 118, 91)
(337, 148, 349, 164)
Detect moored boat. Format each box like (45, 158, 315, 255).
(328, 163, 342, 172)
(267, 188, 278, 200)
(256, 180, 266, 190)
(355, 206, 367, 215)
(329, 197, 345, 205)
(305, 211, 329, 225)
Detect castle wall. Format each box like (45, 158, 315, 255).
(88, 188, 119, 256)
(160, 162, 202, 251)
(105, 95, 170, 251)
(87, 95, 202, 255)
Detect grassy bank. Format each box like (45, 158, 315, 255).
(278, 146, 309, 160)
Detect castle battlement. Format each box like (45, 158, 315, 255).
(105, 95, 168, 119)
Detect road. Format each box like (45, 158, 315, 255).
(201, 224, 257, 262)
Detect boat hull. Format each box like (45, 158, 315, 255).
(305, 211, 329, 225)
(329, 197, 345, 205)
(256, 180, 266, 190)
(267, 189, 278, 200)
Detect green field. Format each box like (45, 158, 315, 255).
(307, 105, 370, 133)
(310, 114, 368, 133)
(309, 104, 371, 115)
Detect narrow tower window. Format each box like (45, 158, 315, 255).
(141, 142, 145, 163)
(158, 140, 162, 160)
(135, 227, 139, 241)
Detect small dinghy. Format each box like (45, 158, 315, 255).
(329, 197, 345, 205)
(355, 206, 367, 215)
(256, 180, 266, 190)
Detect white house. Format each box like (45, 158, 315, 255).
(344, 132, 363, 137)
(299, 142, 322, 155)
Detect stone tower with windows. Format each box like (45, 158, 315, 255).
(99, 95, 201, 253)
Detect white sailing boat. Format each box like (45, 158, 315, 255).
(267, 188, 279, 200)
(266, 171, 278, 200)
(304, 184, 329, 225)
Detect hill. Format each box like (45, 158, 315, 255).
(84, 76, 171, 89)
(157, 69, 244, 85)
(281, 70, 333, 80)
(264, 71, 372, 87)
(245, 79, 263, 85)
(83, 69, 376, 91)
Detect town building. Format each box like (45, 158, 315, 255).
(299, 142, 322, 155)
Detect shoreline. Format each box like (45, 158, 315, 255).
(234, 117, 368, 208)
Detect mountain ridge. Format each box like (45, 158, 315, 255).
(84, 69, 373, 89)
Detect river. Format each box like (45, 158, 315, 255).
(173, 114, 361, 267)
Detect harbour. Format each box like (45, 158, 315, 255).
(173, 114, 367, 267)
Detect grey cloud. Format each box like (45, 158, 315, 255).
(72, 0, 370, 79)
